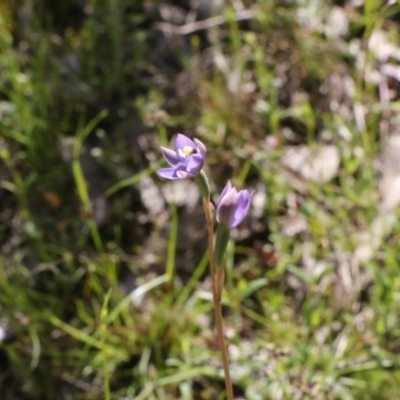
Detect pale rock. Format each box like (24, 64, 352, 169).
(282, 144, 340, 183)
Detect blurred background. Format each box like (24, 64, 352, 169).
(1, 0, 400, 399)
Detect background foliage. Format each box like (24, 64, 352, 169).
(1, 0, 400, 399)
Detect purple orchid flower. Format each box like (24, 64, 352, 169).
(157, 134, 206, 180)
(216, 181, 253, 228)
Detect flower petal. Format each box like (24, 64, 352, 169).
(177, 170, 189, 178)
(218, 181, 233, 206)
(175, 134, 196, 151)
(230, 190, 252, 227)
(157, 168, 180, 180)
(216, 186, 237, 225)
(194, 138, 207, 158)
(186, 153, 204, 173)
(160, 146, 179, 166)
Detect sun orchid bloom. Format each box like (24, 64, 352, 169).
(157, 134, 206, 180)
(216, 181, 253, 228)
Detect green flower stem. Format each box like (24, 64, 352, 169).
(203, 198, 216, 297)
(203, 198, 234, 400)
(215, 223, 231, 271)
(194, 170, 211, 201)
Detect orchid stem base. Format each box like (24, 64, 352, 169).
(203, 198, 234, 400)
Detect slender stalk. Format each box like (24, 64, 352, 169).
(102, 345, 111, 400)
(203, 199, 234, 400)
(203, 199, 216, 292)
(213, 270, 234, 400)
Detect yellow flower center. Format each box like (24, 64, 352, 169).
(182, 146, 196, 156)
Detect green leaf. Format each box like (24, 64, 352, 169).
(241, 278, 269, 300)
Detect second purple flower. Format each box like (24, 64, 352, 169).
(216, 181, 253, 228)
(157, 134, 206, 180)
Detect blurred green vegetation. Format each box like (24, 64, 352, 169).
(1, 0, 400, 399)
